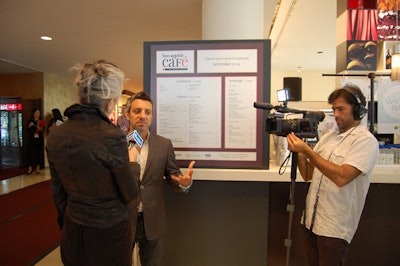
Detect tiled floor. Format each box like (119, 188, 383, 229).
(35, 247, 62, 266)
(0, 168, 51, 195)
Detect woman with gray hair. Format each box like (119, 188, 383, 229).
(46, 60, 140, 266)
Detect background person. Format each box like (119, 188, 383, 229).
(46, 60, 140, 266)
(116, 104, 130, 134)
(125, 91, 195, 266)
(287, 84, 379, 266)
(47, 108, 65, 134)
(26, 108, 45, 175)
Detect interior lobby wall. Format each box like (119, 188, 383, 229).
(43, 73, 77, 122)
(0, 73, 43, 99)
(270, 70, 337, 104)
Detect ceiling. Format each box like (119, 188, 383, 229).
(0, 0, 336, 92)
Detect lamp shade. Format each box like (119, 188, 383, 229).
(391, 53, 400, 80)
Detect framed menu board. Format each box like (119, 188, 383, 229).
(143, 39, 270, 169)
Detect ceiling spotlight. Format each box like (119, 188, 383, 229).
(40, 36, 53, 41)
(296, 66, 302, 72)
(317, 51, 323, 54)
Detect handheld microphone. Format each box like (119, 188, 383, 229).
(127, 130, 143, 148)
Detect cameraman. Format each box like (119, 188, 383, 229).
(287, 84, 378, 266)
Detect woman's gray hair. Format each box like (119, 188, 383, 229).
(71, 60, 124, 107)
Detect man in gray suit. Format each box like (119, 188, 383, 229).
(125, 91, 195, 266)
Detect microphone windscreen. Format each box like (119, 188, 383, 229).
(253, 102, 274, 110)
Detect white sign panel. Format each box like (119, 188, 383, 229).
(156, 77, 222, 148)
(377, 80, 400, 134)
(225, 76, 257, 149)
(156, 50, 195, 74)
(175, 151, 257, 161)
(197, 49, 257, 73)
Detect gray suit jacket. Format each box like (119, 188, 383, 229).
(137, 133, 183, 240)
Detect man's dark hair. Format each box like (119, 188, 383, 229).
(125, 91, 153, 114)
(328, 84, 367, 120)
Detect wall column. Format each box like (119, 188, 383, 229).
(202, 0, 265, 40)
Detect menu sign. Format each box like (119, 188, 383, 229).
(144, 40, 270, 168)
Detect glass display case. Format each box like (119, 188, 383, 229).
(0, 98, 23, 168)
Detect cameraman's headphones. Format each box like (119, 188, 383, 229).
(344, 87, 367, 120)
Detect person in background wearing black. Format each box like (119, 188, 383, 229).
(46, 60, 140, 266)
(287, 84, 379, 266)
(125, 91, 195, 266)
(26, 108, 45, 175)
(47, 108, 65, 134)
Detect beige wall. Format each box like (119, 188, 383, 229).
(43, 73, 78, 122)
(270, 70, 337, 104)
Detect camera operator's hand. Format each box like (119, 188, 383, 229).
(287, 133, 315, 181)
(287, 132, 311, 154)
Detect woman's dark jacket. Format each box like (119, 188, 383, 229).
(46, 104, 139, 229)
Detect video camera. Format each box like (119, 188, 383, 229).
(254, 89, 325, 138)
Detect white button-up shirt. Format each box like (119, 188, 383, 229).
(302, 124, 379, 243)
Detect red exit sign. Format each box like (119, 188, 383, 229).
(0, 103, 23, 111)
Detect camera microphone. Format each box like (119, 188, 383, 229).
(254, 102, 295, 113)
(304, 111, 325, 122)
(253, 102, 275, 110)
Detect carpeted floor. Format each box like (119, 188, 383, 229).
(0, 168, 27, 181)
(0, 181, 53, 223)
(0, 180, 61, 265)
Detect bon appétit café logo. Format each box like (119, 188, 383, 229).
(156, 50, 194, 74)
